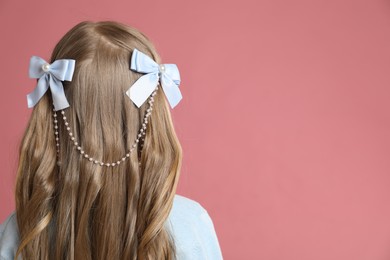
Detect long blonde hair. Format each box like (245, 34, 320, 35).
(15, 21, 182, 260)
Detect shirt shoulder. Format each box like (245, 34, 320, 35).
(166, 194, 223, 260)
(0, 213, 20, 260)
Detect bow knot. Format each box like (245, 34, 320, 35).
(27, 56, 75, 111)
(126, 49, 182, 108)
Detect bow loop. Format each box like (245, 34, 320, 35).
(130, 49, 159, 74)
(27, 56, 75, 111)
(126, 49, 182, 108)
(49, 59, 76, 81)
(162, 64, 181, 85)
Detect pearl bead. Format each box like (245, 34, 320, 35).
(106, 163, 110, 167)
(42, 63, 50, 72)
(158, 64, 166, 73)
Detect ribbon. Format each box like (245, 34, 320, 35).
(27, 56, 75, 111)
(126, 49, 182, 108)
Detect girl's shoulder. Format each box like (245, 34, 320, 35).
(167, 194, 223, 259)
(0, 212, 19, 260)
(0, 194, 222, 260)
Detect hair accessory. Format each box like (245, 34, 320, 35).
(27, 56, 75, 111)
(53, 87, 157, 167)
(126, 48, 182, 108)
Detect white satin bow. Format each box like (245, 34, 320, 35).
(27, 56, 75, 111)
(126, 49, 182, 108)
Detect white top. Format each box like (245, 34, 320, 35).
(0, 194, 223, 260)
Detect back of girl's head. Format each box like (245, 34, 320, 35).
(15, 21, 182, 260)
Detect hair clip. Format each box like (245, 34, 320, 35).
(126, 49, 182, 108)
(27, 56, 75, 111)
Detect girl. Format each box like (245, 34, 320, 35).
(0, 21, 222, 260)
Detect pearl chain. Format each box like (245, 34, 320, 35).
(54, 110, 60, 157)
(53, 87, 158, 167)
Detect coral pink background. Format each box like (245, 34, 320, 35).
(1, 0, 390, 259)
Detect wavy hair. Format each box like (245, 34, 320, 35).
(14, 21, 182, 260)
